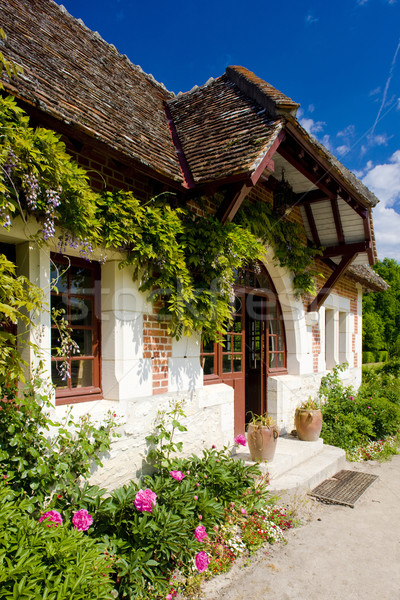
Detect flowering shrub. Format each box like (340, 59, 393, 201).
(0, 481, 115, 599)
(194, 525, 208, 542)
(195, 551, 210, 573)
(73, 509, 94, 531)
(38, 510, 63, 528)
(234, 434, 246, 446)
(170, 470, 185, 481)
(134, 488, 157, 513)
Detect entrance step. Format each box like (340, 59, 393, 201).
(234, 435, 346, 492)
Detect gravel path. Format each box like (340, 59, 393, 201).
(196, 455, 400, 600)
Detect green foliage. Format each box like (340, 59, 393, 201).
(0, 481, 115, 600)
(362, 351, 377, 364)
(362, 258, 400, 357)
(0, 377, 119, 505)
(0, 253, 45, 392)
(236, 199, 322, 296)
(319, 363, 400, 452)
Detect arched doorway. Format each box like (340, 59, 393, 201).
(201, 263, 287, 434)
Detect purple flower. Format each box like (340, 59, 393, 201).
(194, 525, 208, 542)
(195, 551, 210, 573)
(134, 488, 157, 513)
(39, 510, 63, 528)
(234, 434, 246, 446)
(170, 470, 185, 481)
(72, 509, 93, 531)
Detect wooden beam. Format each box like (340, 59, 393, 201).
(250, 129, 286, 185)
(331, 196, 345, 244)
(322, 241, 371, 258)
(304, 203, 321, 247)
(308, 254, 356, 312)
(294, 189, 329, 204)
(217, 181, 253, 224)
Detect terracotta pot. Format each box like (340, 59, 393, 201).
(294, 408, 323, 441)
(247, 423, 279, 462)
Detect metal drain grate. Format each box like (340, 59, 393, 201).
(310, 470, 378, 508)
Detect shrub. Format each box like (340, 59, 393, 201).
(363, 351, 377, 364)
(0, 373, 118, 505)
(0, 481, 115, 599)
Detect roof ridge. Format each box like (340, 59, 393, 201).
(225, 66, 299, 117)
(56, 1, 174, 97)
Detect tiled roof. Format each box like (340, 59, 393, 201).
(167, 74, 284, 184)
(0, 0, 183, 182)
(348, 264, 389, 292)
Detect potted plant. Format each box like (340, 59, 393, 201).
(294, 397, 323, 441)
(246, 412, 279, 462)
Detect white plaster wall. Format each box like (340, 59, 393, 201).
(52, 383, 234, 491)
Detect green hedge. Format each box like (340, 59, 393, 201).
(362, 350, 388, 364)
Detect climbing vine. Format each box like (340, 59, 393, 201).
(0, 91, 321, 341)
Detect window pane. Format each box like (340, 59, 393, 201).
(70, 297, 93, 326)
(233, 335, 242, 352)
(51, 361, 69, 389)
(233, 319, 242, 333)
(222, 354, 232, 373)
(70, 266, 93, 293)
(222, 334, 231, 351)
(202, 339, 214, 354)
(51, 328, 62, 356)
(50, 263, 67, 293)
(233, 356, 242, 372)
(269, 353, 277, 368)
(202, 355, 215, 375)
(269, 336, 276, 352)
(276, 353, 284, 368)
(71, 360, 93, 388)
(71, 329, 93, 356)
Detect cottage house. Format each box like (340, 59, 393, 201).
(0, 0, 388, 489)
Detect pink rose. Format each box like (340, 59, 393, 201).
(39, 510, 63, 528)
(72, 509, 93, 531)
(169, 470, 185, 481)
(234, 434, 246, 446)
(134, 488, 157, 513)
(194, 525, 207, 542)
(195, 551, 210, 573)
(240, 507, 247, 515)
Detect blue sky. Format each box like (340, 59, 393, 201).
(56, 0, 400, 261)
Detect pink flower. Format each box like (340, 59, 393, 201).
(170, 470, 185, 481)
(72, 509, 93, 531)
(166, 595, 173, 600)
(196, 482, 200, 487)
(195, 551, 210, 573)
(194, 495, 198, 500)
(39, 510, 63, 528)
(235, 434, 247, 446)
(134, 488, 157, 513)
(194, 525, 208, 542)
(240, 508, 247, 515)
(198, 514, 203, 520)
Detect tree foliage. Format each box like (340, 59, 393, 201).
(362, 258, 400, 358)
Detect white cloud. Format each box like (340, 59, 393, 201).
(308, 104, 315, 113)
(305, 11, 318, 25)
(362, 150, 400, 206)
(369, 86, 381, 97)
(299, 117, 325, 135)
(336, 144, 350, 156)
(368, 133, 390, 146)
(321, 134, 333, 152)
(371, 203, 400, 260)
(337, 125, 355, 138)
(362, 150, 400, 260)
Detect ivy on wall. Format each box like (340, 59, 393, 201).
(0, 93, 320, 341)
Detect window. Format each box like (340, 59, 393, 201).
(200, 264, 286, 380)
(50, 254, 101, 404)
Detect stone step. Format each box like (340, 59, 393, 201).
(268, 443, 346, 491)
(234, 435, 346, 492)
